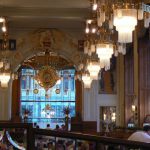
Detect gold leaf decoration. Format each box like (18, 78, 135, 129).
(34, 65, 59, 91)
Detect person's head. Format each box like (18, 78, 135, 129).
(34, 122, 37, 126)
(143, 125, 150, 135)
(61, 124, 65, 130)
(43, 144, 47, 148)
(48, 142, 53, 148)
(56, 124, 59, 129)
(47, 124, 50, 128)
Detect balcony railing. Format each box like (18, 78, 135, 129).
(0, 122, 149, 150)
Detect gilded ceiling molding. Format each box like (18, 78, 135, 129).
(9, 29, 82, 71)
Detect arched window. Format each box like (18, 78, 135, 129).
(20, 68, 76, 123)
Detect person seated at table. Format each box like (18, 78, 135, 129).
(36, 125, 40, 129)
(47, 142, 55, 150)
(60, 124, 66, 131)
(43, 144, 48, 150)
(54, 124, 60, 131)
(33, 122, 37, 128)
(46, 124, 52, 130)
(128, 125, 150, 143)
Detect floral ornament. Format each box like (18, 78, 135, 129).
(63, 106, 71, 116)
(23, 109, 31, 117)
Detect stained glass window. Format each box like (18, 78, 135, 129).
(20, 68, 76, 123)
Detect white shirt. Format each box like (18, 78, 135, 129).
(128, 131, 150, 143)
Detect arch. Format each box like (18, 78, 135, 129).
(10, 29, 82, 71)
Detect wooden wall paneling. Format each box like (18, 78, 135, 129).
(124, 48, 134, 126)
(139, 33, 150, 126)
(81, 121, 97, 133)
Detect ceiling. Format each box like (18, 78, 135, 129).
(0, 0, 91, 31)
(0, 0, 149, 35)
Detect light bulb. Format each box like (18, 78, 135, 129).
(2, 25, 7, 32)
(85, 27, 89, 34)
(87, 20, 92, 24)
(92, 4, 97, 11)
(132, 105, 136, 112)
(0, 17, 5, 23)
(92, 28, 96, 33)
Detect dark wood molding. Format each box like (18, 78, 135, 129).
(11, 78, 21, 122)
(124, 47, 134, 126)
(138, 32, 150, 126)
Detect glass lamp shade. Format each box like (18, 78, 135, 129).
(0, 72, 11, 88)
(113, 9, 137, 43)
(97, 10, 105, 27)
(96, 43, 113, 70)
(0, 17, 5, 23)
(78, 63, 84, 71)
(118, 43, 126, 55)
(144, 17, 150, 28)
(138, 9, 143, 20)
(114, 50, 119, 57)
(92, 0, 97, 11)
(82, 73, 92, 88)
(90, 44, 96, 53)
(0, 62, 3, 68)
(84, 41, 89, 54)
(87, 61, 100, 80)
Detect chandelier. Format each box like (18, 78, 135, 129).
(87, 59, 100, 80)
(34, 65, 59, 91)
(96, 43, 114, 71)
(0, 73, 11, 88)
(82, 72, 92, 88)
(82, 0, 150, 73)
(0, 17, 13, 88)
(113, 4, 137, 43)
(90, 0, 150, 43)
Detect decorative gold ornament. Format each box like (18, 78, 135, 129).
(55, 88, 60, 94)
(34, 65, 59, 91)
(33, 88, 39, 94)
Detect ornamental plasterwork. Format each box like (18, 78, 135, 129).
(10, 29, 82, 71)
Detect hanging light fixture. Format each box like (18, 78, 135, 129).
(144, 13, 150, 28)
(117, 43, 126, 55)
(0, 17, 12, 88)
(0, 61, 11, 88)
(113, 6, 137, 43)
(92, 0, 98, 11)
(89, 1, 150, 44)
(96, 43, 114, 71)
(87, 59, 100, 80)
(0, 72, 11, 88)
(82, 72, 92, 88)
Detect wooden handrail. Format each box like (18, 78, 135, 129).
(34, 128, 150, 149)
(0, 122, 150, 150)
